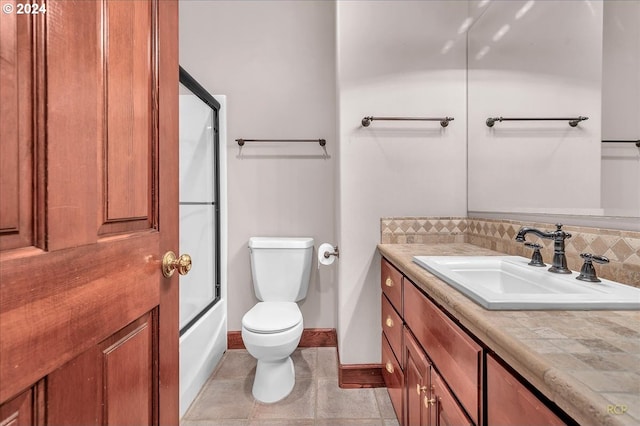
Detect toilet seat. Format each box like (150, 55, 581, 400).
(242, 302, 302, 334)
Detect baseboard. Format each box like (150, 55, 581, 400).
(227, 331, 244, 349)
(338, 363, 385, 388)
(337, 345, 385, 389)
(227, 328, 337, 350)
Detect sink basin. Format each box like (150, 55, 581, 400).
(412, 256, 640, 310)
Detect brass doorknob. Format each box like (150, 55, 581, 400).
(385, 277, 394, 287)
(162, 251, 192, 277)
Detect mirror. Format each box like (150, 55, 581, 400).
(467, 0, 640, 224)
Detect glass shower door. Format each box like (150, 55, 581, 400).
(178, 79, 220, 333)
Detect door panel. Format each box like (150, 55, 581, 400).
(0, 389, 32, 426)
(48, 312, 157, 426)
(0, 0, 179, 423)
(103, 313, 155, 426)
(0, 7, 34, 251)
(104, 0, 154, 227)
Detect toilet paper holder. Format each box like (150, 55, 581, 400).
(323, 245, 339, 259)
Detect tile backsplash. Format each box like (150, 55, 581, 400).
(381, 217, 640, 287)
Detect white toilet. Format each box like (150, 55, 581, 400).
(241, 237, 314, 403)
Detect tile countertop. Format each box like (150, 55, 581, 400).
(377, 243, 640, 426)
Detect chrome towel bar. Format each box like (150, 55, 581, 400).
(361, 116, 454, 128)
(486, 116, 588, 127)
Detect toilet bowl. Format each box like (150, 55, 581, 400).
(242, 302, 304, 403)
(241, 237, 314, 403)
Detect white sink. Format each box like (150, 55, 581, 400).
(412, 256, 640, 310)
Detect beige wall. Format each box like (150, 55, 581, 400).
(336, 1, 468, 364)
(179, 1, 338, 331)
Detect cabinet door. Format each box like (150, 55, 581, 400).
(404, 329, 431, 426)
(487, 354, 565, 426)
(431, 369, 473, 426)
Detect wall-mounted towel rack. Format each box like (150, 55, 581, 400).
(602, 140, 640, 147)
(361, 116, 454, 128)
(236, 138, 326, 147)
(486, 116, 588, 128)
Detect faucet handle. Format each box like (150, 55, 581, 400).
(524, 242, 546, 267)
(576, 253, 610, 283)
(555, 223, 572, 239)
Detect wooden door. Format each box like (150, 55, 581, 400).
(0, 0, 179, 424)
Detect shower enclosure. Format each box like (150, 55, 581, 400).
(178, 67, 227, 416)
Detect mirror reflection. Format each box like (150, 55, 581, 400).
(467, 0, 639, 218)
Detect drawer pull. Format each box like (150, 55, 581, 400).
(424, 396, 436, 407)
(416, 384, 427, 395)
(385, 316, 394, 328)
(385, 362, 394, 374)
(385, 277, 394, 287)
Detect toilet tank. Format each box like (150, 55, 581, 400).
(248, 237, 314, 302)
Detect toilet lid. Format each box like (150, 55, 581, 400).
(242, 302, 302, 334)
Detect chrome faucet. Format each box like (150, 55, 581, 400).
(515, 224, 572, 274)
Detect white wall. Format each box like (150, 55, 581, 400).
(336, 1, 468, 364)
(180, 1, 337, 331)
(467, 0, 603, 214)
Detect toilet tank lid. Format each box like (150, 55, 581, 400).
(248, 237, 314, 249)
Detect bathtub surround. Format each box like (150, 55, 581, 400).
(381, 217, 640, 288)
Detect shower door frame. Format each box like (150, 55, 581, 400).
(178, 66, 221, 336)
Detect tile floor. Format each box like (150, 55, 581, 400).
(181, 347, 400, 426)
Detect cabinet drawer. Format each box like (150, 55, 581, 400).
(381, 258, 402, 314)
(487, 354, 565, 426)
(382, 333, 403, 424)
(404, 281, 481, 425)
(381, 294, 402, 363)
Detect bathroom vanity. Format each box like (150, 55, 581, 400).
(378, 243, 640, 426)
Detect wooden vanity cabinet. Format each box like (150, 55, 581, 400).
(381, 256, 569, 426)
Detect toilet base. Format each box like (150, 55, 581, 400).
(252, 356, 295, 403)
